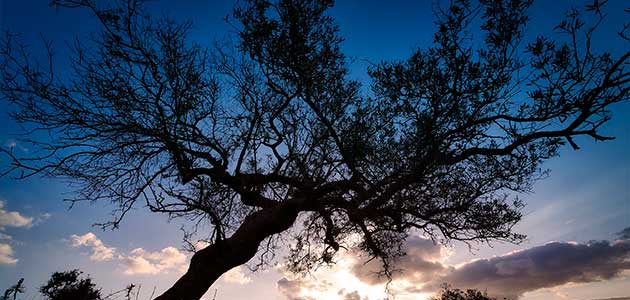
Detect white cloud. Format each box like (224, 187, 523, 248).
(193, 240, 210, 251)
(0, 200, 46, 265)
(34, 212, 52, 226)
(222, 266, 252, 284)
(0, 243, 18, 265)
(277, 277, 320, 300)
(122, 247, 187, 275)
(69, 232, 188, 275)
(70, 232, 117, 261)
(0, 200, 33, 229)
(123, 255, 161, 274)
(339, 289, 367, 300)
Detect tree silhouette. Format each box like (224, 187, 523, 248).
(40, 270, 101, 300)
(1, 0, 629, 299)
(432, 285, 498, 300)
(2, 279, 25, 300)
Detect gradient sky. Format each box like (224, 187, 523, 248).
(0, 1, 629, 300)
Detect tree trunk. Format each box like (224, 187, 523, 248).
(153, 203, 300, 300)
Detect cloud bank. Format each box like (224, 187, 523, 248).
(277, 231, 630, 300)
(423, 240, 630, 299)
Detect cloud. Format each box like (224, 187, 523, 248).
(3, 139, 28, 152)
(338, 289, 368, 300)
(277, 278, 316, 300)
(222, 266, 252, 284)
(193, 240, 210, 251)
(275, 248, 398, 300)
(70, 232, 117, 261)
(0, 243, 18, 265)
(276, 270, 401, 300)
(123, 255, 160, 275)
(350, 236, 448, 285)
(276, 276, 341, 300)
(4, 140, 17, 148)
(0, 200, 46, 265)
(424, 240, 630, 299)
(0, 200, 33, 229)
(277, 277, 303, 300)
(343, 291, 361, 300)
(33, 212, 52, 226)
(617, 226, 630, 240)
(122, 247, 187, 275)
(276, 231, 630, 300)
(69, 232, 188, 275)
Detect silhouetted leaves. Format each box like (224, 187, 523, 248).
(40, 270, 101, 300)
(432, 284, 499, 300)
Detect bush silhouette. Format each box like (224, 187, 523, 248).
(40, 270, 101, 300)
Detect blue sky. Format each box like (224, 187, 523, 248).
(0, 1, 629, 300)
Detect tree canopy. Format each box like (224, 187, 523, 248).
(432, 285, 497, 300)
(40, 270, 101, 300)
(1, 0, 628, 299)
(1, 270, 139, 300)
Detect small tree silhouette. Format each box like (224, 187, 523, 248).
(1, 279, 25, 300)
(40, 270, 101, 300)
(432, 285, 498, 300)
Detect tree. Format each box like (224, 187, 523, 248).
(40, 270, 101, 300)
(0, 0, 628, 299)
(2, 279, 25, 300)
(431, 285, 497, 300)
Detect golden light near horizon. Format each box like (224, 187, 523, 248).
(278, 247, 439, 300)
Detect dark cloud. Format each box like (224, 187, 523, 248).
(349, 235, 630, 299)
(617, 226, 630, 240)
(424, 240, 630, 299)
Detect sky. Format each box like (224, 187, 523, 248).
(0, 1, 629, 300)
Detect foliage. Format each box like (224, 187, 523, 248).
(40, 270, 101, 300)
(431, 285, 497, 300)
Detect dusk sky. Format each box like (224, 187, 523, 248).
(0, 1, 629, 300)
